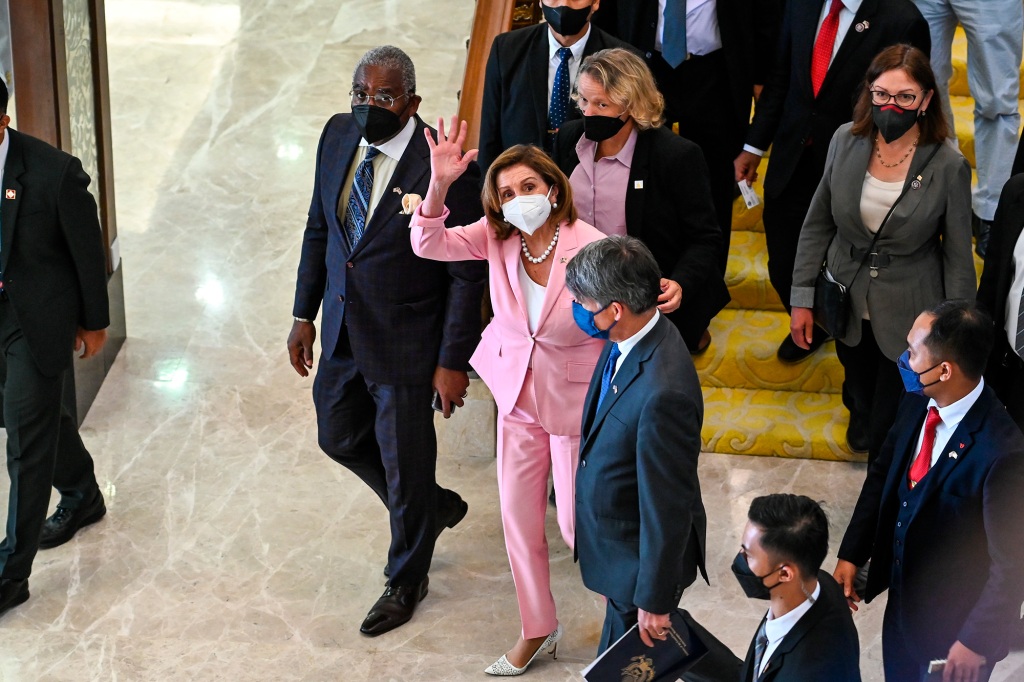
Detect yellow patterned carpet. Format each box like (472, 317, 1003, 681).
(700, 28, 993, 460)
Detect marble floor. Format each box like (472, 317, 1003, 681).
(0, 1, 1022, 680)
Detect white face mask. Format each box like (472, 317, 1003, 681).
(502, 186, 553, 236)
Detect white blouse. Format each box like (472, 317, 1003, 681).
(860, 172, 904, 234)
(517, 259, 546, 334)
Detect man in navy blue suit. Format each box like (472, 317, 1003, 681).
(835, 300, 1024, 681)
(565, 235, 707, 653)
(287, 46, 486, 637)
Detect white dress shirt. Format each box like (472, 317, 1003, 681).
(913, 379, 985, 468)
(655, 0, 723, 56)
(517, 258, 547, 334)
(611, 310, 661, 378)
(1005, 227, 1024, 355)
(338, 115, 416, 227)
(547, 24, 591, 108)
(760, 581, 822, 676)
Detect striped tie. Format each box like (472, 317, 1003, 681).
(344, 146, 381, 247)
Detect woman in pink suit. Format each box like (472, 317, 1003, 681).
(411, 118, 604, 676)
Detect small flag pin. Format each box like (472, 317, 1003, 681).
(392, 186, 402, 194)
(948, 451, 958, 460)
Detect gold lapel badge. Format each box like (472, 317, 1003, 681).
(4, 189, 14, 200)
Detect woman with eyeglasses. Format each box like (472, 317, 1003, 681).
(410, 120, 606, 676)
(789, 44, 975, 462)
(551, 47, 729, 355)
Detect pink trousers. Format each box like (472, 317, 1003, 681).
(496, 369, 579, 640)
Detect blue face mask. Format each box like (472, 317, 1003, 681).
(572, 301, 617, 339)
(897, 349, 942, 396)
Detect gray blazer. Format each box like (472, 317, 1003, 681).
(791, 123, 976, 360)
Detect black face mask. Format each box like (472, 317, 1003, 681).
(872, 104, 920, 144)
(352, 104, 404, 144)
(731, 552, 784, 600)
(583, 114, 627, 142)
(542, 4, 592, 37)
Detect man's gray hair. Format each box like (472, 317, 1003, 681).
(353, 45, 416, 93)
(565, 236, 661, 313)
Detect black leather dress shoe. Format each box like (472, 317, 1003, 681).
(360, 577, 429, 636)
(846, 415, 870, 454)
(777, 332, 831, 364)
(0, 578, 29, 618)
(384, 498, 469, 578)
(39, 491, 106, 549)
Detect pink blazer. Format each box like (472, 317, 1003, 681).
(411, 207, 606, 436)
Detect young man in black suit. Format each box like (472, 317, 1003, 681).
(566, 235, 707, 653)
(734, 494, 860, 682)
(0, 79, 111, 618)
(287, 46, 486, 637)
(835, 300, 1024, 681)
(733, 0, 929, 363)
(477, 0, 632, 175)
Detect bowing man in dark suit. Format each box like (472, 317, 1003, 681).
(835, 300, 1024, 681)
(565, 236, 708, 653)
(733, 494, 860, 682)
(734, 0, 930, 364)
(287, 46, 487, 637)
(0, 79, 111, 618)
(594, 0, 785, 273)
(477, 0, 633, 175)
(977, 174, 1024, 431)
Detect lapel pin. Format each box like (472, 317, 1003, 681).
(392, 186, 402, 194)
(959, 442, 965, 449)
(911, 175, 922, 190)
(634, 180, 643, 189)
(612, 385, 618, 394)
(4, 189, 14, 200)
(855, 21, 869, 33)
(948, 451, 958, 460)
(559, 257, 567, 264)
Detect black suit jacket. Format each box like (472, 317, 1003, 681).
(977, 173, 1024, 417)
(553, 122, 730, 345)
(593, 0, 784, 136)
(292, 114, 487, 385)
(838, 388, 1024, 664)
(740, 572, 861, 682)
(747, 0, 929, 199)
(0, 129, 110, 376)
(574, 315, 708, 613)
(477, 22, 633, 175)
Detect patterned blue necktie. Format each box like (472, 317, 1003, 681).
(597, 343, 622, 408)
(662, 0, 688, 68)
(344, 146, 381, 247)
(548, 47, 573, 146)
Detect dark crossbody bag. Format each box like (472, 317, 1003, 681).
(813, 144, 941, 338)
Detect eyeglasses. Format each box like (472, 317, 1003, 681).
(349, 90, 410, 108)
(869, 90, 919, 108)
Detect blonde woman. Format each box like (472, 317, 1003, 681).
(553, 47, 729, 354)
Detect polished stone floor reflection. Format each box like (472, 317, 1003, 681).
(0, 1, 1021, 680)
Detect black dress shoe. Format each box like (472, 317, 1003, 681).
(0, 578, 29, 618)
(383, 498, 469, 578)
(777, 332, 830, 364)
(846, 414, 870, 454)
(39, 491, 106, 549)
(360, 577, 429, 636)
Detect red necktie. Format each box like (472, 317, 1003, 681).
(908, 407, 942, 489)
(811, 0, 844, 97)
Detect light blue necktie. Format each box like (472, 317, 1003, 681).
(597, 343, 621, 408)
(344, 146, 381, 247)
(662, 0, 688, 68)
(548, 47, 573, 146)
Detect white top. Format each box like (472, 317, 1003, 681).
(655, 0, 722, 56)
(517, 258, 547, 334)
(338, 116, 416, 226)
(915, 379, 985, 468)
(860, 172, 903, 234)
(612, 310, 661, 378)
(760, 582, 822, 676)
(1006, 227, 1024, 355)
(547, 24, 590, 109)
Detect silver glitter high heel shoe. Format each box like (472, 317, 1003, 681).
(484, 623, 563, 676)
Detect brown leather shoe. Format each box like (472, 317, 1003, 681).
(359, 577, 429, 636)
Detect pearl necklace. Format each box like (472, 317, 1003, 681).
(521, 225, 559, 264)
(874, 134, 919, 168)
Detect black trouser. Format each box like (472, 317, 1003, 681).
(835, 319, 905, 464)
(0, 298, 99, 580)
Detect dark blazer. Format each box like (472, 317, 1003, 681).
(593, 0, 784, 136)
(838, 387, 1024, 664)
(1, 129, 110, 375)
(747, 0, 930, 199)
(575, 315, 708, 613)
(553, 122, 730, 346)
(292, 114, 487, 385)
(977, 173, 1024, 420)
(740, 571, 861, 682)
(478, 22, 633, 175)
